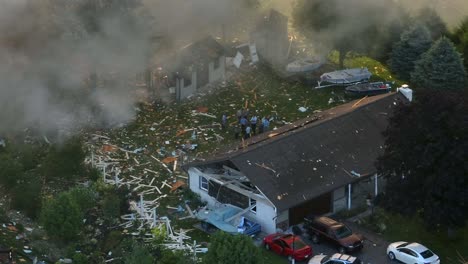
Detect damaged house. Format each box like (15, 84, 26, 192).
(184, 90, 412, 234)
(251, 9, 289, 68)
(153, 36, 226, 101)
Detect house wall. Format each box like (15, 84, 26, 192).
(187, 167, 277, 234)
(333, 187, 347, 213)
(276, 210, 289, 232)
(208, 56, 225, 83)
(333, 174, 386, 212)
(176, 71, 197, 101)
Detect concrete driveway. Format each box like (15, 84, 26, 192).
(256, 220, 393, 264)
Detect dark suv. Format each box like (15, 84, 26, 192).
(304, 216, 364, 253)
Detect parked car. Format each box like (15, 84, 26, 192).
(304, 216, 364, 253)
(309, 253, 363, 264)
(387, 241, 440, 264)
(263, 233, 313, 261)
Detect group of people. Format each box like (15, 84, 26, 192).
(221, 109, 271, 140)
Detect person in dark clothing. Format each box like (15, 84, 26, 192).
(221, 113, 227, 130)
(258, 122, 264, 134)
(250, 115, 258, 134)
(244, 126, 252, 139)
(236, 109, 242, 121)
(234, 126, 241, 139)
(240, 116, 248, 133)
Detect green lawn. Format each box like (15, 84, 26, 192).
(328, 51, 405, 87)
(361, 209, 468, 263)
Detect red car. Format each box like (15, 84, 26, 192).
(263, 233, 313, 261)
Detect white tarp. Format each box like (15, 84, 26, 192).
(233, 51, 244, 69)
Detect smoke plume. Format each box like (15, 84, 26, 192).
(0, 0, 257, 137)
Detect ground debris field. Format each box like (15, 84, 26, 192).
(84, 64, 352, 244)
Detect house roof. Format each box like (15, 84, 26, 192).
(185, 92, 408, 211)
(177, 36, 225, 68)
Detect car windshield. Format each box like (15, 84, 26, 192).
(320, 256, 330, 263)
(397, 242, 410, 248)
(291, 238, 307, 250)
(420, 250, 434, 259)
(335, 225, 353, 239)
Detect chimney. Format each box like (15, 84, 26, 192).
(397, 84, 413, 102)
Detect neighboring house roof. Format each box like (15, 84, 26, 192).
(185, 92, 408, 211)
(177, 36, 225, 69)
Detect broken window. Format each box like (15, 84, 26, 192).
(249, 198, 257, 214)
(199, 176, 208, 191)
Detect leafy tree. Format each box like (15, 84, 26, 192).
(11, 175, 43, 218)
(101, 192, 121, 221)
(411, 37, 466, 90)
(388, 25, 432, 81)
(377, 89, 468, 230)
(42, 137, 86, 180)
(204, 231, 263, 264)
(414, 7, 448, 40)
(124, 242, 154, 264)
(450, 16, 468, 70)
(0, 153, 24, 188)
(41, 192, 83, 241)
(40, 187, 95, 241)
(292, 0, 407, 67)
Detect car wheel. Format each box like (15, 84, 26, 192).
(388, 251, 396, 261)
(312, 234, 320, 244)
(265, 243, 270, 250)
(338, 247, 346, 254)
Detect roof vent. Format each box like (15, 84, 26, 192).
(397, 84, 412, 102)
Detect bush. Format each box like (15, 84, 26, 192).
(0, 153, 24, 188)
(102, 193, 121, 221)
(40, 192, 84, 241)
(42, 137, 86, 181)
(11, 175, 43, 218)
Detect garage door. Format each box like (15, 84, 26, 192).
(288, 192, 332, 225)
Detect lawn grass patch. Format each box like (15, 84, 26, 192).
(361, 208, 468, 263)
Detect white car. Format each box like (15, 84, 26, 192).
(387, 241, 440, 264)
(309, 253, 362, 264)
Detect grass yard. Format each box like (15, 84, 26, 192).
(361, 209, 468, 263)
(328, 51, 405, 87)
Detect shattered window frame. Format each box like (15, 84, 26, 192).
(200, 176, 208, 191)
(249, 197, 257, 214)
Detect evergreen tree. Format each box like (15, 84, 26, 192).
(411, 37, 466, 90)
(377, 89, 468, 230)
(204, 231, 263, 264)
(388, 25, 432, 81)
(414, 7, 448, 40)
(450, 16, 468, 71)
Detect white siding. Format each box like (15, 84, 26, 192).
(250, 199, 276, 234)
(188, 168, 218, 206)
(208, 56, 225, 83)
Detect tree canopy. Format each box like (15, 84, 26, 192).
(377, 89, 468, 229)
(40, 187, 96, 241)
(292, 0, 407, 67)
(204, 231, 263, 264)
(450, 16, 468, 71)
(414, 7, 448, 40)
(388, 25, 432, 81)
(411, 37, 466, 90)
